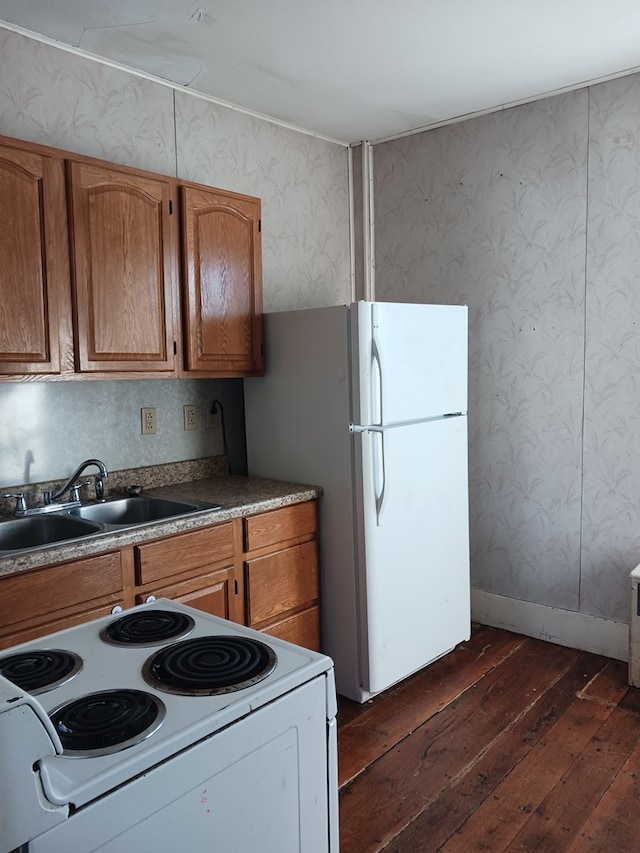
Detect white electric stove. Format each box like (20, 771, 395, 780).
(0, 599, 338, 852)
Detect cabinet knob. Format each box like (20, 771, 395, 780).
(111, 605, 123, 615)
(145, 595, 156, 604)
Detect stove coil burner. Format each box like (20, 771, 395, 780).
(143, 635, 277, 695)
(50, 689, 166, 756)
(101, 609, 195, 646)
(0, 649, 82, 694)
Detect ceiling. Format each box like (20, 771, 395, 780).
(2, 0, 640, 144)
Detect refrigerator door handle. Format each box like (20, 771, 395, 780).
(373, 430, 386, 526)
(348, 424, 387, 525)
(371, 326, 383, 425)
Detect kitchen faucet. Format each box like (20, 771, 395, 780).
(44, 459, 109, 505)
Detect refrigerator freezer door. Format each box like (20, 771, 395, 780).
(354, 415, 470, 697)
(351, 302, 468, 426)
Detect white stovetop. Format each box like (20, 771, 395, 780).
(0, 599, 333, 808)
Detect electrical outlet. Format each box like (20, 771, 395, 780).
(141, 407, 156, 435)
(184, 404, 198, 431)
(206, 402, 222, 430)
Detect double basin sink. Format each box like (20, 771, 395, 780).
(0, 495, 221, 555)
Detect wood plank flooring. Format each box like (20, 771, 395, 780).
(337, 625, 640, 852)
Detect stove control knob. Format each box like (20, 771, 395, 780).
(111, 605, 123, 615)
(145, 595, 156, 604)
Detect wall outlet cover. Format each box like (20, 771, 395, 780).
(141, 407, 156, 435)
(184, 404, 198, 431)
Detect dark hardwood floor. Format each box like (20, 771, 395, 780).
(337, 625, 640, 852)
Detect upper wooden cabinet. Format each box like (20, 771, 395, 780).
(0, 142, 71, 375)
(67, 161, 178, 374)
(181, 185, 263, 376)
(0, 135, 263, 380)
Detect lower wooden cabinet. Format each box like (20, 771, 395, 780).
(133, 521, 243, 624)
(261, 606, 321, 650)
(0, 499, 320, 652)
(244, 503, 321, 652)
(0, 551, 127, 649)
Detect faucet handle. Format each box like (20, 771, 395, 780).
(3, 492, 27, 515)
(70, 480, 92, 502)
(94, 474, 106, 502)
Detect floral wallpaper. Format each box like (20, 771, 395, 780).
(375, 79, 640, 623)
(0, 29, 350, 484)
(0, 29, 176, 174)
(581, 74, 640, 620)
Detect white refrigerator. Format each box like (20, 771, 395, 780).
(244, 301, 470, 703)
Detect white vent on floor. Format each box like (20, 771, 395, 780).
(629, 565, 640, 686)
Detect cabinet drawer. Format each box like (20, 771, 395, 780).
(244, 502, 317, 552)
(0, 601, 126, 650)
(135, 522, 235, 585)
(0, 552, 123, 633)
(262, 606, 321, 652)
(245, 540, 318, 626)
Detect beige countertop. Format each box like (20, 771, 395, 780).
(0, 475, 321, 578)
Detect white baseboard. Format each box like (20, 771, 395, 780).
(471, 589, 629, 663)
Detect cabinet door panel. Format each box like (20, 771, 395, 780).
(136, 565, 243, 624)
(245, 540, 318, 626)
(68, 161, 177, 373)
(0, 143, 69, 374)
(181, 185, 263, 375)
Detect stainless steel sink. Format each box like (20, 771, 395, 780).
(68, 495, 220, 527)
(0, 514, 102, 554)
(0, 494, 221, 555)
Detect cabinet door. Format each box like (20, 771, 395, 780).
(245, 542, 321, 652)
(245, 540, 319, 628)
(181, 185, 263, 376)
(243, 502, 321, 653)
(136, 565, 243, 624)
(67, 161, 177, 374)
(0, 141, 70, 374)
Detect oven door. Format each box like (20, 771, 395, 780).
(28, 676, 333, 852)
